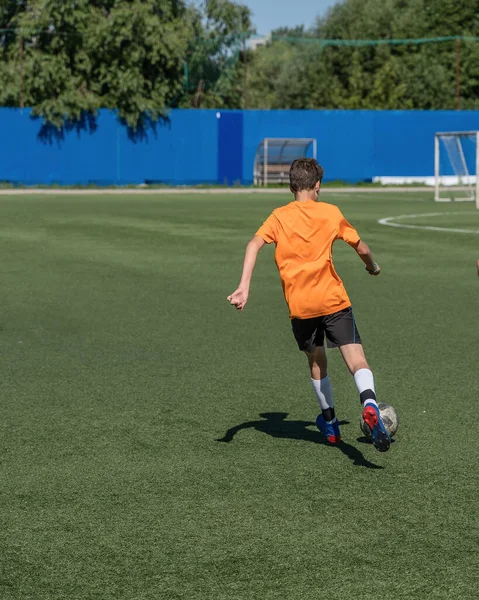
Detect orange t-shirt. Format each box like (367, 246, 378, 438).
(255, 200, 360, 319)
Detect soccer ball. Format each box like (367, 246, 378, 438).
(360, 403, 399, 438)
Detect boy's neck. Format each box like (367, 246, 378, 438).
(294, 190, 319, 202)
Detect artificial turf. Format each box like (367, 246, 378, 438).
(0, 191, 478, 599)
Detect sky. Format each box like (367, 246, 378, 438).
(241, 0, 341, 35)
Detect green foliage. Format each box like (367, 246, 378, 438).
(1, 0, 479, 122)
(244, 0, 479, 110)
(0, 0, 254, 125)
(0, 0, 193, 130)
(180, 0, 253, 108)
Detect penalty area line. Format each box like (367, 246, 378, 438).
(378, 212, 479, 235)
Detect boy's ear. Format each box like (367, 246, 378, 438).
(315, 181, 321, 193)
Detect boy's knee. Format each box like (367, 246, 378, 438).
(352, 360, 370, 373)
(305, 350, 327, 378)
(339, 343, 369, 375)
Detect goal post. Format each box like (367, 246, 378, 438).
(434, 131, 479, 208)
(254, 138, 317, 186)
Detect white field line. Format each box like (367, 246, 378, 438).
(378, 212, 479, 234)
(0, 186, 433, 196)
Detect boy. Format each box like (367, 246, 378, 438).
(227, 158, 391, 452)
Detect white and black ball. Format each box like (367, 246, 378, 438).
(360, 403, 399, 439)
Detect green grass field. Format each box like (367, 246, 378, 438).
(0, 191, 478, 600)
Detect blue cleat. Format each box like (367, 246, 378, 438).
(316, 414, 341, 444)
(362, 402, 391, 452)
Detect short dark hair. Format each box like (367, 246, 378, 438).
(289, 158, 324, 193)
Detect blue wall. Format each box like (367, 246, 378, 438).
(0, 108, 478, 185)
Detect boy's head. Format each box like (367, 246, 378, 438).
(289, 158, 324, 199)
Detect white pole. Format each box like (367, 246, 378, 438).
(313, 138, 317, 161)
(476, 132, 479, 209)
(264, 139, 268, 187)
(434, 134, 440, 202)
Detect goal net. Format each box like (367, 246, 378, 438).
(254, 138, 317, 186)
(434, 131, 479, 207)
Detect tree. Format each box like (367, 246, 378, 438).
(1, 0, 479, 119)
(0, 0, 193, 131)
(245, 0, 479, 110)
(271, 26, 308, 38)
(179, 0, 254, 109)
(308, 0, 479, 110)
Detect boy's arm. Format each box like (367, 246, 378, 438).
(355, 240, 381, 275)
(227, 235, 266, 310)
(336, 210, 380, 276)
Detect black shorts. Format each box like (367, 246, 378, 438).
(291, 307, 362, 352)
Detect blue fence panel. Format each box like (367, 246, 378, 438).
(242, 110, 376, 184)
(0, 108, 219, 186)
(244, 110, 479, 183)
(217, 111, 243, 185)
(117, 109, 218, 185)
(0, 108, 478, 185)
(372, 111, 479, 178)
(0, 109, 118, 184)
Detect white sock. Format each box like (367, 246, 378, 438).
(353, 368, 378, 407)
(311, 376, 334, 413)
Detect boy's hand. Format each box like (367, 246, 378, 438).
(366, 262, 381, 276)
(227, 288, 249, 311)
(356, 241, 380, 276)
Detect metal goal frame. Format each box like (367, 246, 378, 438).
(434, 131, 479, 208)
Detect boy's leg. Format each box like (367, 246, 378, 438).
(339, 344, 390, 452)
(305, 347, 341, 443)
(338, 343, 376, 403)
(291, 317, 340, 443)
(321, 308, 390, 453)
(306, 347, 334, 421)
(322, 308, 376, 403)
(338, 344, 379, 429)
